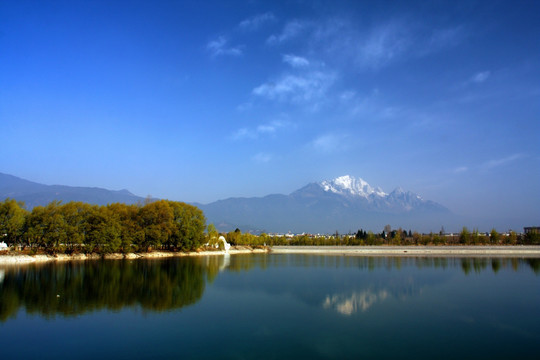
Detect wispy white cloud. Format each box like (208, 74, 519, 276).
(308, 18, 412, 69)
(267, 20, 306, 44)
(252, 152, 272, 163)
(338, 91, 355, 102)
(252, 71, 336, 103)
(236, 102, 253, 112)
(471, 71, 491, 84)
(355, 23, 465, 68)
(232, 120, 291, 140)
(310, 133, 350, 153)
(358, 22, 411, 68)
(425, 26, 465, 53)
(282, 54, 310, 68)
(481, 154, 525, 170)
(453, 166, 468, 173)
(232, 127, 254, 140)
(239, 12, 276, 31)
(340, 88, 402, 121)
(207, 36, 243, 57)
(304, 18, 467, 70)
(449, 155, 524, 176)
(256, 123, 278, 134)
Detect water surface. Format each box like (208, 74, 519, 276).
(1, 255, 539, 359)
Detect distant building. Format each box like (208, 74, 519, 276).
(524, 227, 540, 235)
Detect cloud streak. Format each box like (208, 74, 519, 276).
(232, 120, 291, 141)
(450, 154, 525, 175)
(310, 133, 350, 153)
(253, 71, 336, 103)
(282, 54, 310, 68)
(290, 18, 467, 71)
(453, 166, 468, 173)
(471, 71, 491, 84)
(207, 36, 243, 57)
(252, 152, 272, 163)
(357, 22, 411, 68)
(424, 25, 465, 53)
(267, 20, 306, 44)
(481, 154, 525, 170)
(239, 12, 276, 31)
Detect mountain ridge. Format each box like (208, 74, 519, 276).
(197, 175, 453, 233)
(1, 172, 455, 233)
(0, 172, 148, 208)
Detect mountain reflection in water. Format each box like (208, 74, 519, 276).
(323, 290, 389, 315)
(0, 255, 538, 322)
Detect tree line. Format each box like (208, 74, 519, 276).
(2, 198, 539, 253)
(224, 226, 539, 246)
(0, 198, 206, 254)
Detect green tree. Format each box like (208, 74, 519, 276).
(524, 229, 540, 245)
(41, 201, 69, 252)
(101, 206, 122, 253)
(226, 229, 241, 245)
(0, 199, 28, 247)
(366, 231, 376, 245)
(139, 200, 174, 251)
(508, 231, 517, 245)
(471, 229, 480, 245)
(168, 201, 206, 251)
(24, 205, 47, 249)
(391, 230, 401, 245)
(207, 223, 218, 240)
(3, 199, 208, 254)
(412, 232, 421, 245)
(490, 228, 500, 244)
(58, 202, 91, 252)
(459, 227, 471, 245)
(108, 203, 142, 253)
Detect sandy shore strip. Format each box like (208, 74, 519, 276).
(2, 246, 540, 265)
(0, 247, 269, 265)
(270, 245, 540, 257)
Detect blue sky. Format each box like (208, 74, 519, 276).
(1, 0, 539, 227)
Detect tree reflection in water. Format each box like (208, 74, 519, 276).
(1, 255, 538, 322)
(0, 257, 208, 321)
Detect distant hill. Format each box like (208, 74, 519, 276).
(1, 172, 460, 233)
(0, 172, 148, 208)
(197, 175, 455, 234)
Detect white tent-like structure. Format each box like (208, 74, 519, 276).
(218, 236, 231, 252)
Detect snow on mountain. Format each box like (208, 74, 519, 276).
(199, 174, 453, 233)
(320, 175, 387, 198)
(317, 175, 438, 212)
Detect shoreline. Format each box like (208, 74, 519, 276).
(270, 245, 540, 257)
(0, 246, 269, 265)
(1, 245, 540, 265)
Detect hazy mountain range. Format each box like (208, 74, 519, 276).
(196, 175, 452, 233)
(0, 172, 147, 208)
(1, 172, 455, 233)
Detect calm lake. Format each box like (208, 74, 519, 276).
(1, 254, 539, 359)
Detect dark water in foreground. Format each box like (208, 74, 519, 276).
(1, 255, 539, 359)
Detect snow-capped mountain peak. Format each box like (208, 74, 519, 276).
(389, 187, 423, 200)
(320, 175, 387, 198)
